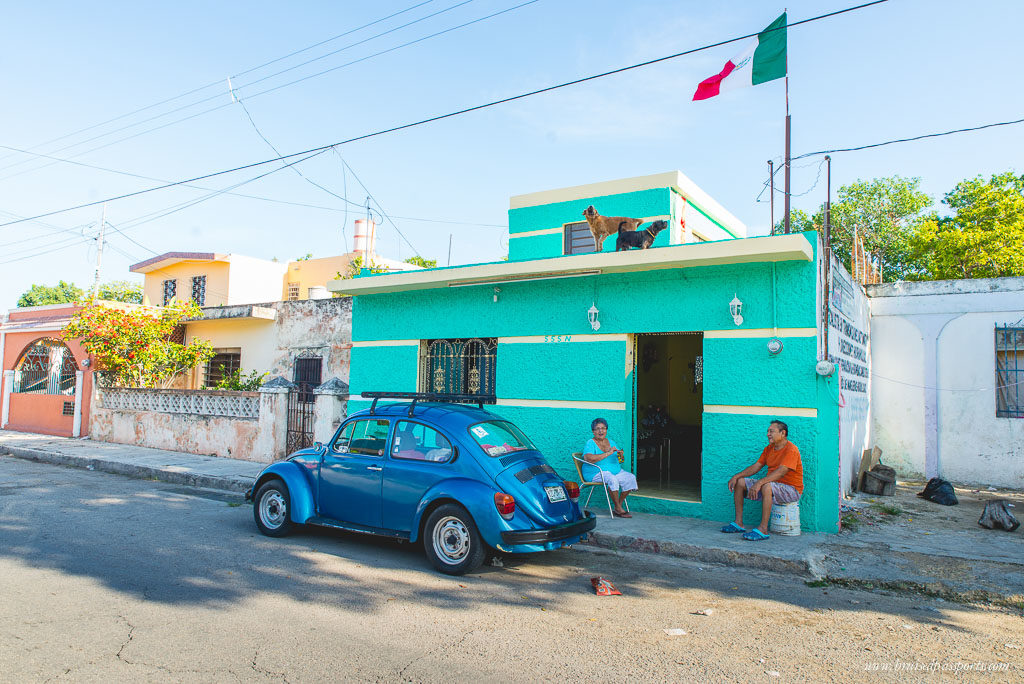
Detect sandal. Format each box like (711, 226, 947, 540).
(742, 528, 770, 541)
(720, 521, 746, 533)
(613, 511, 632, 518)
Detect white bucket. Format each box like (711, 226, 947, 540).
(769, 501, 801, 536)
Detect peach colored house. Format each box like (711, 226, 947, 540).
(1, 304, 93, 437)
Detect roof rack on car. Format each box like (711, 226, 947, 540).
(361, 391, 497, 417)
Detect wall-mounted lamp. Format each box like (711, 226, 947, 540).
(767, 338, 783, 355)
(587, 303, 601, 331)
(493, 287, 500, 303)
(729, 294, 743, 326)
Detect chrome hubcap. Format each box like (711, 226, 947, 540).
(260, 490, 287, 529)
(432, 516, 470, 565)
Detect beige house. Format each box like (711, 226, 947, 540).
(129, 249, 421, 389)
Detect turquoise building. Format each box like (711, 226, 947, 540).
(330, 172, 840, 533)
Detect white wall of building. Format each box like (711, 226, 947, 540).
(226, 254, 288, 305)
(867, 278, 1024, 488)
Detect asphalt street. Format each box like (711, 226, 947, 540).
(1, 455, 1021, 682)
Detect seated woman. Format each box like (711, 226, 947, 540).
(582, 417, 638, 518)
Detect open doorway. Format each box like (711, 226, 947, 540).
(634, 332, 703, 501)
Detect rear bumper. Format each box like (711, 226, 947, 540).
(500, 512, 597, 545)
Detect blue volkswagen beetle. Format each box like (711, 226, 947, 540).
(246, 392, 597, 575)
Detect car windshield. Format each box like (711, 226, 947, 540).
(467, 421, 537, 457)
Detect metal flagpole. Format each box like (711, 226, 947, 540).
(784, 76, 791, 234)
(768, 160, 775, 234)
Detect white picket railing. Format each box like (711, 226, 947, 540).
(98, 388, 260, 419)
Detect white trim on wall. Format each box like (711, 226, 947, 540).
(508, 227, 563, 239)
(499, 334, 628, 344)
(350, 339, 421, 347)
(496, 398, 627, 411)
(704, 404, 817, 418)
(704, 328, 817, 339)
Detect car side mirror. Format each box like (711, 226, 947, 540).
(313, 441, 326, 455)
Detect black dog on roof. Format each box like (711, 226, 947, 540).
(615, 219, 668, 251)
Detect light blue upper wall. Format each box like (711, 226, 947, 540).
(351, 260, 816, 343)
(508, 188, 671, 261)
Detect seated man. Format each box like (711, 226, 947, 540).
(722, 420, 803, 541)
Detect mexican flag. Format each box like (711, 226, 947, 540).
(693, 13, 787, 101)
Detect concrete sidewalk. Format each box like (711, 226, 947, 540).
(3, 430, 1022, 604)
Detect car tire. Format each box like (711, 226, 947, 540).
(423, 504, 486, 575)
(253, 479, 294, 537)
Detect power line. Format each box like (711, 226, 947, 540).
(0, 0, 889, 231)
(793, 116, 1024, 160)
(0, 0, 486, 181)
(0, 0, 442, 168)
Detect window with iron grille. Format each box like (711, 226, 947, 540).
(63, 401, 75, 416)
(204, 350, 241, 387)
(191, 275, 206, 306)
(293, 354, 322, 403)
(563, 221, 596, 255)
(996, 325, 1024, 418)
(418, 338, 496, 401)
(162, 279, 177, 306)
(287, 282, 300, 300)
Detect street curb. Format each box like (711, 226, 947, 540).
(0, 445, 253, 494)
(584, 529, 825, 578)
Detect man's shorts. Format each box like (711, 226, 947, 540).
(744, 478, 801, 503)
(594, 470, 639, 493)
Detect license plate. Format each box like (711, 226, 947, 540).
(544, 485, 567, 503)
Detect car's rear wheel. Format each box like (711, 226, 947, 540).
(423, 504, 486, 575)
(254, 479, 294, 537)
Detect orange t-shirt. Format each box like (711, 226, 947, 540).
(757, 441, 803, 493)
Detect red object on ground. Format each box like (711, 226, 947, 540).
(591, 577, 621, 596)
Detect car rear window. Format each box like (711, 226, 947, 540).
(467, 421, 537, 458)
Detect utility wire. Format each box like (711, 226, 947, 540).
(793, 116, 1024, 160)
(0, 0, 889, 230)
(0, 0, 440, 167)
(0, 0, 485, 180)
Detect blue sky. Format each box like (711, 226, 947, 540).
(1, 0, 1021, 309)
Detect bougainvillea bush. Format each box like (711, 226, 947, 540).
(63, 301, 213, 388)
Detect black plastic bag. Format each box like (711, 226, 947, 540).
(978, 500, 1020, 531)
(917, 477, 958, 506)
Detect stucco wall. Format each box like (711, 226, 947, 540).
(184, 298, 353, 388)
(225, 255, 288, 305)
(2, 306, 93, 437)
(142, 261, 231, 307)
(867, 278, 1024, 488)
(346, 245, 840, 532)
(90, 401, 265, 461)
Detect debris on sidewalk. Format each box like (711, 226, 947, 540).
(590, 577, 621, 596)
(663, 628, 687, 636)
(978, 500, 1020, 531)
(917, 477, 958, 506)
(693, 608, 714, 616)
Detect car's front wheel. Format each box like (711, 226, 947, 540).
(253, 479, 294, 537)
(423, 504, 486, 575)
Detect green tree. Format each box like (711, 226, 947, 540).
(404, 255, 437, 269)
(783, 176, 931, 281)
(911, 172, 1024, 279)
(209, 367, 267, 391)
(97, 280, 144, 304)
(17, 280, 83, 307)
(63, 301, 213, 388)
(296, 253, 313, 261)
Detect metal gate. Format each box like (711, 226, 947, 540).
(286, 355, 322, 452)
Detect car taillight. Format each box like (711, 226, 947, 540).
(563, 480, 580, 502)
(494, 492, 516, 520)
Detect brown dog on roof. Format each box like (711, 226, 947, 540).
(582, 205, 644, 252)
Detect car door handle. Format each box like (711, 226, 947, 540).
(366, 465, 383, 472)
